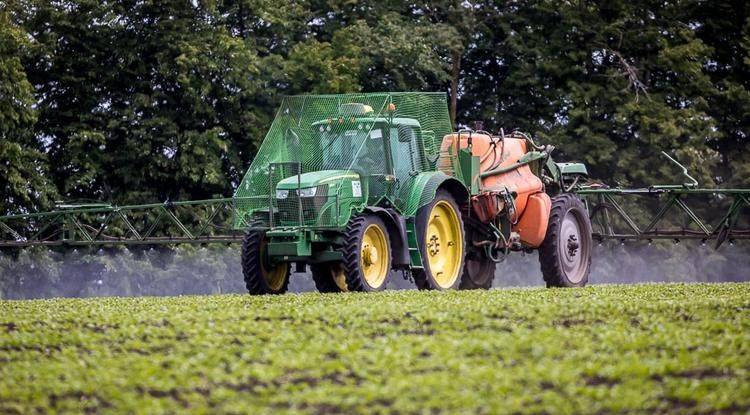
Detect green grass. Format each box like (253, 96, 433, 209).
(1, 283, 748, 414)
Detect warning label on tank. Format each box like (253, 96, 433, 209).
(352, 181, 362, 197)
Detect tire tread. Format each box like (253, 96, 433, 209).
(538, 194, 592, 287)
(241, 224, 290, 295)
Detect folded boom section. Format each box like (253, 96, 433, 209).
(575, 186, 750, 247)
(0, 199, 247, 248)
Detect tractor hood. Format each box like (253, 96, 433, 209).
(276, 170, 360, 190)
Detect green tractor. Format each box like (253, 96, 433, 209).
(233, 92, 592, 294)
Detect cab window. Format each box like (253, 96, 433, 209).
(389, 126, 422, 179)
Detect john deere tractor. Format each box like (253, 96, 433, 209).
(233, 92, 592, 294)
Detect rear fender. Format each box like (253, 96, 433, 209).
(557, 162, 588, 181)
(402, 172, 470, 217)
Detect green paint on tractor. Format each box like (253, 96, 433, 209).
(232, 91, 596, 295)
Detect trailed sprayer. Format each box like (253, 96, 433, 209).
(2, 92, 747, 293)
(232, 92, 591, 294)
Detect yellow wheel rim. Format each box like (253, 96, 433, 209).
(331, 263, 348, 292)
(360, 224, 389, 288)
(260, 240, 288, 291)
(425, 200, 463, 288)
(262, 263, 288, 291)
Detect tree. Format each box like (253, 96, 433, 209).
(16, 0, 263, 204)
(0, 8, 56, 215)
(4, 0, 750, 205)
(457, 0, 724, 187)
(690, 0, 750, 187)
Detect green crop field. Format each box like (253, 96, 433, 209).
(1, 283, 748, 414)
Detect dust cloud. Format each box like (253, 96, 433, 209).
(0, 241, 748, 299)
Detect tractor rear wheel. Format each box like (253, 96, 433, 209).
(339, 215, 391, 292)
(459, 247, 495, 290)
(241, 227, 290, 295)
(311, 263, 348, 293)
(413, 190, 466, 290)
(538, 194, 592, 287)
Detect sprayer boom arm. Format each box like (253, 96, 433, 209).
(0, 198, 246, 248)
(574, 186, 750, 247)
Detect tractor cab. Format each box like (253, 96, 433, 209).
(309, 103, 428, 179)
(272, 104, 430, 226)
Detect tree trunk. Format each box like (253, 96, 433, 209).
(238, 0, 246, 38)
(450, 50, 461, 130)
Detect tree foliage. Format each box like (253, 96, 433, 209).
(0, 0, 748, 204)
(0, 8, 56, 215)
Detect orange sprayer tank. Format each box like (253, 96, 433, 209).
(440, 133, 551, 247)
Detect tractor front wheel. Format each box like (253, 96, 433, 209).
(241, 227, 290, 295)
(413, 190, 466, 290)
(311, 263, 348, 293)
(538, 194, 592, 287)
(339, 215, 391, 291)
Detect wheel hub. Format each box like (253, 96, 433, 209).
(566, 235, 579, 258)
(559, 210, 589, 284)
(427, 234, 441, 256)
(362, 243, 379, 266)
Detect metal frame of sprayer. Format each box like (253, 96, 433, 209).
(573, 152, 750, 248)
(0, 154, 748, 250)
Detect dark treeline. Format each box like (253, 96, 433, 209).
(1, 0, 749, 214)
(1, 0, 749, 298)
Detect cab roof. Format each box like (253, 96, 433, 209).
(311, 117, 421, 128)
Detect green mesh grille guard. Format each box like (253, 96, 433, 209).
(233, 92, 455, 229)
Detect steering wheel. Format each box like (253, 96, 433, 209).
(355, 154, 382, 172)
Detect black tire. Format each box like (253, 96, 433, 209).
(241, 226, 290, 295)
(311, 263, 347, 293)
(413, 190, 466, 290)
(340, 215, 391, 292)
(459, 247, 495, 290)
(538, 194, 592, 287)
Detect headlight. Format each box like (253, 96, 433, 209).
(276, 189, 289, 199)
(298, 187, 318, 197)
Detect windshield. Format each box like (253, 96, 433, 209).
(319, 124, 387, 173)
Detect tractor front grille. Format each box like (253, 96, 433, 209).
(274, 185, 331, 227)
